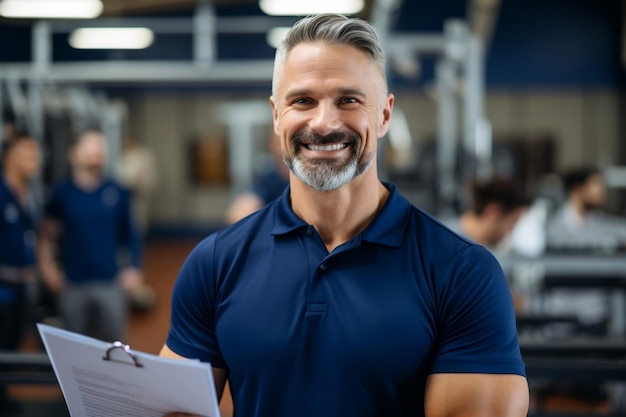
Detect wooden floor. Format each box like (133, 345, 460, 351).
(9, 238, 234, 417)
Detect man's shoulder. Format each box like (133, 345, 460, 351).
(199, 203, 277, 251)
(407, 204, 475, 248)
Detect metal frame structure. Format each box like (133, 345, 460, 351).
(0, 0, 490, 214)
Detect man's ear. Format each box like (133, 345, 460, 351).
(377, 93, 394, 138)
(269, 96, 279, 136)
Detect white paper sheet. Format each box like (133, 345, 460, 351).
(37, 323, 221, 417)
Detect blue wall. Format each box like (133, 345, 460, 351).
(0, 0, 623, 89)
(487, 0, 623, 88)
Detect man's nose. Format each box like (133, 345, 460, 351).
(308, 101, 342, 136)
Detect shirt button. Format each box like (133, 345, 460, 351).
(319, 263, 327, 271)
(306, 228, 313, 237)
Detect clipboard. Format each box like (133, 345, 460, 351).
(37, 323, 221, 417)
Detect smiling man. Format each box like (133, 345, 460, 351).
(161, 14, 528, 417)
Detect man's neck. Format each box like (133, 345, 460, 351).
(73, 169, 104, 190)
(459, 213, 489, 247)
(290, 169, 389, 253)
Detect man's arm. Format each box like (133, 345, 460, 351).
(37, 217, 65, 294)
(425, 373, 529, 417)
(119, 189, 142, 268)
(159, 344, 228, 401)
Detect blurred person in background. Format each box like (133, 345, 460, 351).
(117, 135, 157, 312)
(541, 167, 626, 336)
(118, 135, 158, 236)
(447, 177, 529, 255)
(224, 131, 289, 224)
(546, 167, 626, 251)
(37, 130, 143, 342)
(0, 132, 41, 412)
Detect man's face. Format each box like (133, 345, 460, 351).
(10, 139, 41, 181)
(580, 173, 606, 210)
(270, 42, 393, 191)
(71, 132, 108, 175)
(483, 204, 525, 247)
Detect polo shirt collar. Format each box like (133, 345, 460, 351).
(271, 182, 410, 248)
(360, 182, 410, 248)
(271, 186, 308, 235)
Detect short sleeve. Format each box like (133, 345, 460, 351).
(430, 245, 526, 376)
(165, 234, 227, 369)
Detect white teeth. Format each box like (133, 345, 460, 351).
(307, 143, 347, 151)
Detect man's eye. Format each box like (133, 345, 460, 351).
(294, 98, 312, 105)
(340, 97, 358, 104)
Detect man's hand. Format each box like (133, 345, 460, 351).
(37, 217, 66, 294)
(117, 267, 143, 293)
(40, 265, 66, 294)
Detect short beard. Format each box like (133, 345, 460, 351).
(283, 131, 374, 191)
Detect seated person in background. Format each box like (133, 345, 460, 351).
(541, 167, 626, 336)
(546, 166, 626, 252)
(447, 177, 529, 255)
(224, 132, 289, 225)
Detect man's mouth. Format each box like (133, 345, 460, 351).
(305, 143, 349, 151)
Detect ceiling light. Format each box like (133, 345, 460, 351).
(0, 0, 103, 19)
(69, 27, 154, 50)
(266, 27, 290, 49)
(260, 0, 364, 16)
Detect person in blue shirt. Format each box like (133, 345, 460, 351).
(225, 132, 289, 224)
(38, 130, 143, 342)
(0, 131, 41, 411)
(161, 14, 529, 417)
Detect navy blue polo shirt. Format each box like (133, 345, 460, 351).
(0, 176, 36, 267)
(44, 178, 141, 283)
(167, 182, 525, 417)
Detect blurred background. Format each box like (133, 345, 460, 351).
(1, 0, 626, 416)
(0, 0, 623, 230)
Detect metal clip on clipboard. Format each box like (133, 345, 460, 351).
(102, 341, 144, 368)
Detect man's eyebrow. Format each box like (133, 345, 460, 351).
(284, 89, 312, 102)
(284, 88, 368, 101)
(336, 88, 367, 99)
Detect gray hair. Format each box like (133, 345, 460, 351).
(271, 14, 387, 100)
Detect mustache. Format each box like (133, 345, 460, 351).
(292, 131, 360, 145)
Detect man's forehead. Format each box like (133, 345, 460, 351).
(279, 43, 385, 87)
(285, 41, 369, 63)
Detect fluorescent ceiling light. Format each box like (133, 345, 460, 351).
(260, 0, 364, 16)
(266, 27, 290, 49)
(0, 0, 103, 19)
(69, 27, 154, 50)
